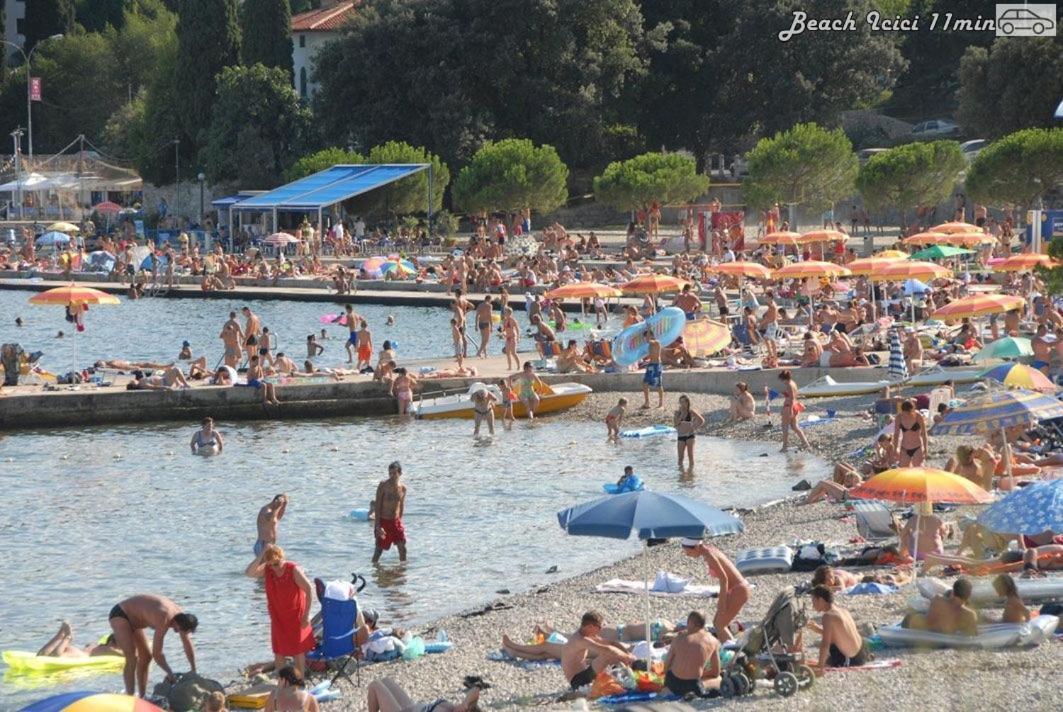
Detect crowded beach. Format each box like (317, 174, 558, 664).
(2, 204, 1062, 712)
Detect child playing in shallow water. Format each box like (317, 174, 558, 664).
(605, 398, 628, 441)
(498, 378, 516, 425)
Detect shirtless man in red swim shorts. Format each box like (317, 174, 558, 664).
(373, 461, 407, 563)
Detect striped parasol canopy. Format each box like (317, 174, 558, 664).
(930, 294, 1024, 321)
(799, 229, 847, 244)
(621, 274, 691, 294)
(867, 260, 951, 283)
(993, 253, 1059, 272)
(930, 387, 1063, 436)
(91, 201, 122, 215)
(846, 256, 906, 276)
(888, 327, 908, 381)
(380, 260, 416, 277)
(682, 319, 732, 357)
(849, 467, 993, 505)
(933, 232, 995, 247)
(263, 232, 299, 246)
(704, 262, 773, 280)
(978, 479, 1063, 535)
(772, 261, 851, 280)
(980, 363, 1057, 393)
(901, 231, 949, 246)
(759, 231, 803, 246)
(931, 221, 982, 234)
(20, 691, 166, 712)
(28, 285, 120, 306)
(544, 282, 622, 299)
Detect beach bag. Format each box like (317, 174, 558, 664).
(589, 671, 625, 698)
(153, 672, 224, 711)
(791, 542, 839, 571)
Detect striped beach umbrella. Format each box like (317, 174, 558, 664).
(544, 282, 623, 299)
(621, 274, 691, 294)
(846, 256, 905, 276)
(20, 692, 165, 712)
(682, 319, 732, 357)
(888, 327, 908, 381)
(980, 363, 1057, 393)
(909, 245, 974, 261)
(993, 253, 1059, 272)
(934, 232, 995, 248)
(798, 230, 847, 244)
(868, 261, 951, 283)
(705, 262, 773, 280)
(263, 232, 299, 246)
(901, 231, 949, 246)
(876, 250, 909, 258)
(760, 231, 803, 247)
(931, 222, 982, 234)
(849, 467, 993, 505)
(772, 261, 851, 280)
(978, 479, 1063, 535)
(930, 388, 1063, 436)
(46, 221, 80, 234)
(931, 294, 1024, 322)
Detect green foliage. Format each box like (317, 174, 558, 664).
(107, 0, 177, 99)
(743, 123, 858, 213)
(965, 129, 1063, 209)
(175, 0, 241, 159)
(313, 0, 646, 172)
(204, 64, 312, 186)
(957, 36, 1063, 139)
(856, 141, 964, 222)
(76, 0, 127, 31)
(23, 0, 76, 53)
(433, 209, 460, 237)
(241, 0, 294, 77)
(594, 152, 708, 213)
(358, 141, 449, 217)
(452, 139, 569, 215)
(285, 148, 365, 182)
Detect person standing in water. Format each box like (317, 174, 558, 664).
(373, 462, 408, 563)
(256, 494, 288, 556)
(777, 370, 811, 452)
(642, 330, 664, 409)
(356, 320, 374, 371)
(190, 417, 224, 456)
(107, 594, 198, 697)
(339, 304, 361, 363)
(674, 395, 705, 473)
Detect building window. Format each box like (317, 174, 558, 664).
(299, 34, 306, 48)
(300, 67, 307, 99)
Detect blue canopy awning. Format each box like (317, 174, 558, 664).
(232, 164, 428, 211)
(212, 192, 261, 208)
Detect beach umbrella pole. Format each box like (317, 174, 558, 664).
(643, 543, 652, 660)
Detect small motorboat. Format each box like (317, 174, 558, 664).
(903, 364, 983, 387)
(414, 381, 592, 420)
(799, 375, 892, 398)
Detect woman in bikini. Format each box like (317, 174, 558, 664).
(674, 394, 706, 473)
(681, 539, 750, 644)
(190, 416, 224, 456)
(893, 399, 927, 467)
(501, 307, 520, 370)
(265, 665, 319, 712)
(778, 370, 811, 452)
(471, 387, 497, 437)
(390, 368, 416, 416)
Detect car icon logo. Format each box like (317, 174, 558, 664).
(996, 4, 1058, 36)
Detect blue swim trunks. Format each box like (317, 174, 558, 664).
(347, 332, 358, 346)
(254, 539, 266, 556)
(643, 362, 662, 388)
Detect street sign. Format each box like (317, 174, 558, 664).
(29, 77, 41, 102)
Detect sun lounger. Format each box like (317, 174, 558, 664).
(877, 615, 1058, 648)
(734, 546, 794, 575)
(851, 501, 897, 541)
(595, 578, 719, 598)
(916, 576, 1063, 604)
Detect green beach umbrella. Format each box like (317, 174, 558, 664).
(909, 245, 975, 261)
(971, 336, 1034, 363)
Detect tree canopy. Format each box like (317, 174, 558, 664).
(23, 0, 76, 53)
(857, 141, 964, 224)
(285, 147, 366, 183)
(964, 129, 1063, 209)
(957, 36, 1063, 139)
(356, 141, 449, 217)
(594, 152, 708, 214)
(743, 123, 858, 214)
(241, 0, 294, 78)
(204, 63, 312, 187)
(452, 139, 569, 215)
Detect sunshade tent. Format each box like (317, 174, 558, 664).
(971, 337, 1034, 363)
(557, 490, 743, 650)
(35, 231, 71, 247)
(978, 479, 1063, 535)
(931, 294, 1024, 321)
(980, 363, 1056, 393)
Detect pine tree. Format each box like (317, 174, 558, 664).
(241, 0, 294, 78)
(174, 0, 241, 157)
(23, 0, 76, 53)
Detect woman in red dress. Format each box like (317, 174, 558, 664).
(246, 544, 316, 674)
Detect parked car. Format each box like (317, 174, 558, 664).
(998, 7, 1055, 35)
(911, 119, 960, 138)
(960, 139, 987, 162)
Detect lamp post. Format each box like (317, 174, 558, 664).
(1, 34, 64, 159)
(197, 172, 205, 227)
(10, 128, 24, 220)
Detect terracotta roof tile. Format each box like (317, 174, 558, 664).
(291, 2, 358, 32)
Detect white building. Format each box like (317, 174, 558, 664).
(292, 0, 357, 100)
(3, 0, 27, 62)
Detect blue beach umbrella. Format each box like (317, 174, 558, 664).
(557, 490, 743, 650)
(978, 479, 1063, 535)
(930, 388, 1063, 437)
(35, 231, 71, 247)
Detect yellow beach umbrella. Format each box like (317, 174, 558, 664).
(846, 256, 905, 276)
(993, 253, 1059, 273)
(935, 232, 995, 247)
(931, 294, 1025, 322)
(46, 221, 80, 233)
(760, 231, 803, 247)
(799, 230, 847, 244)
(705, 262, 773, 280)
(850, 467, 993, 505)
(544, 282, 623, 299)
(682, 319, 732, 357)
(621, 274, 691, 294)
(902, 231, 949, 246)
(867, 261, 952, 283)
(772, 261, 851, 280)
(931, 221, 982, 234)
(876, 250, 908, 258)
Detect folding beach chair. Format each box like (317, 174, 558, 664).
(307, 574, 367, 686)
(851, 500, 897, 541)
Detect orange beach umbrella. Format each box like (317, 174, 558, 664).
(931, 294, 1025, 321)
(705, 262, 773, 280)
(931, 222, 982, 234)
(544, 282, 623, 299)
(621, 274, 691, 294)
(799, 230, 847, 244)
(759, 231, 803, 246)
(846, 256, 906, 276)
(682, 319, 732, 357)
(772, 261, 851, 280)
(902, 231, 949, 246)
(850, 467, 993, 505)
(993, 253, 1059, 273)
(867, 261, 952, 283)
(28, 285, 120, 305)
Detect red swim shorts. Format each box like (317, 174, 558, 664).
(376, 518, 406, 550)
(358, 345, 372, 362)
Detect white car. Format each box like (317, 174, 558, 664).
(998, 8, 1055, 35)
(960, 139, 987, 162)
(912, 119, 960, 138)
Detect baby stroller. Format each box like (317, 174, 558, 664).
(720, 587, 814, 699)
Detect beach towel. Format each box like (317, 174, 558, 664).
(595, 691, 680, 706)
(595, 578, 719, 597)
(827, 658, 902, 671)
(844, 582, 899, 596)
(486, 649, 560, 669)
(652, 571, 690, 593)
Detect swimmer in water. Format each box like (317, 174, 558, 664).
(36, 621, 123, 659)
(386, 315, 396, 326)
(472, 387, 497, 437)
(178, 341, 192, 360)
(190, 416, 224, 456)
(256, 494, 288, 555)
(605, 398, 627, 441)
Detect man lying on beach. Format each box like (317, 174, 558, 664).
(127, 368, 189, 390)
(810, 565, 913, 591)
(36, 621, 123, 659)
(923, 543, 1063, 577)
(367, 676, 480, 712)
(664, 611, 720, 697)
(902, 578, 977, 635)
(802, 586, 868, 670)
(500, 619, 679, 660)
(561, 611, 636, 690)
(681, 539, 750, 643)
(94, 359, 174, 371)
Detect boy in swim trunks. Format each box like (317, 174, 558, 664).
(373, 461, 407, 563)
(605, 398, 627, 441)
(356, 320, 373, 371)
(560, 611, 635, 691)
(641, 330, 663, 409)
(340, 305, 360, 363)
(256, 494, 288, 555)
